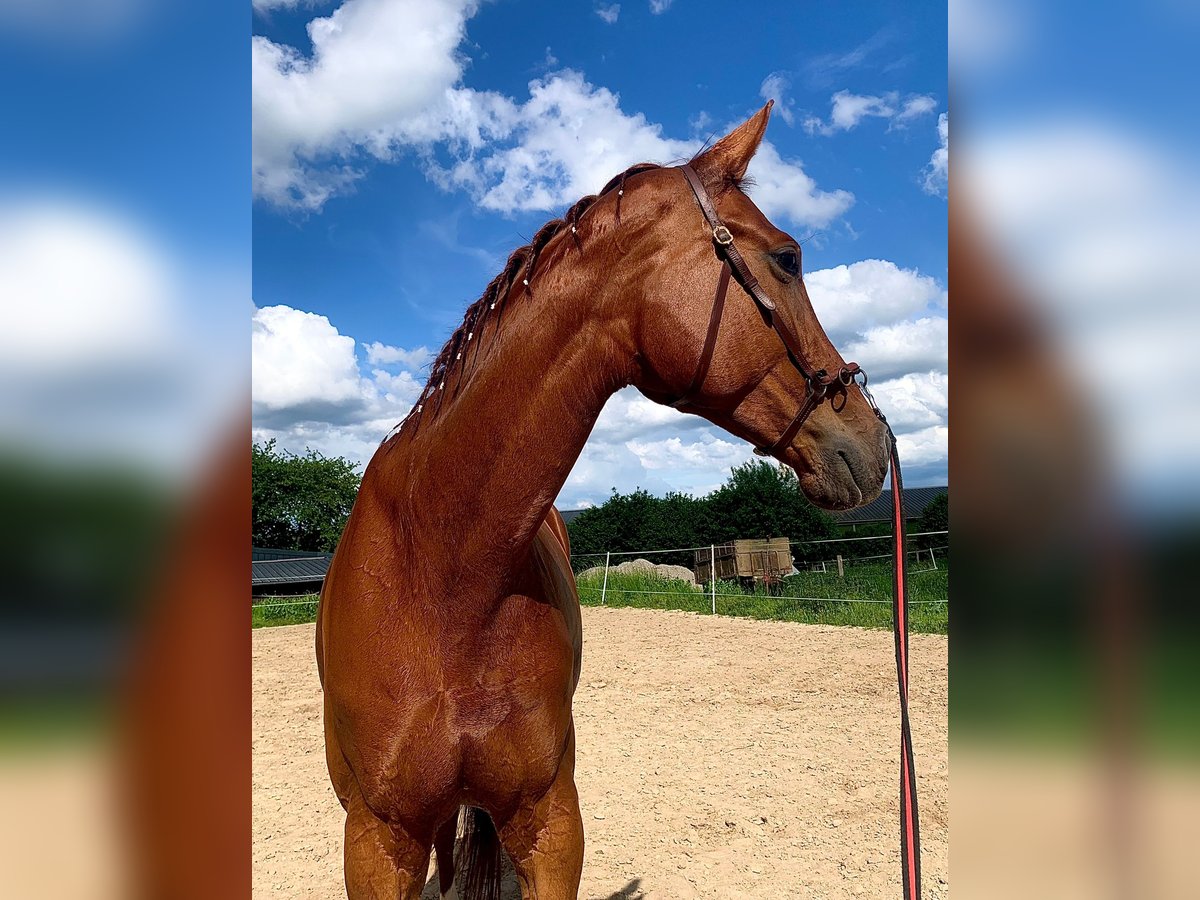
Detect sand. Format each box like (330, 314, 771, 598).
(253, 607, 947, 899)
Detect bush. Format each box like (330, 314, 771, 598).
(252, 439, 361, 552)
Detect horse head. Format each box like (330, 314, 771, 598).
(621, 104, 889, 510)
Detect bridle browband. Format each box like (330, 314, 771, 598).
(673, 163, 923, 900)
(672, 164, 881, 455)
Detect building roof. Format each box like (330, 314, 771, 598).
(251, 552, 331, 588)
(830, 486, 947, 526)
(558, 508, 586, 525)
(253, 546, 330, 562)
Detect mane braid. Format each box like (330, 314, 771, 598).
(388, 161, 665, 441)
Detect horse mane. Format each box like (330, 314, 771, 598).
(388, 148, 746, 441)
(389, 161, 665, 439)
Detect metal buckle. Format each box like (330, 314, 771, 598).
(712, 225, 733, 246)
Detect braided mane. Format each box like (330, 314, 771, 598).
(390, 161, 666, 440)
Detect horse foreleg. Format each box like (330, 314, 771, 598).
(498, 725, 584, 900)
(342, 791, 430, 900)
(433, 810, 460, 899)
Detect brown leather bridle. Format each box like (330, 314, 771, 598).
(672, 164, 881, 457)
(673, 164, 923, 900)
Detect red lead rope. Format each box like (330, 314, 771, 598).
(887, 430, 922, 900)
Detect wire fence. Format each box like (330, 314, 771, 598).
(252, 532, 949, 630)
(569, 532, 948, 628)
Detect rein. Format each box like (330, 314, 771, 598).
(677, 163, 923, 900)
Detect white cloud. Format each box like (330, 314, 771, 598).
(963, 120, 1200, 510)
(252, 305, 369, 416)
(899, 95, 938, 121)
(438, 72, 852, 228)
(828, 91, 896, 132)
(627, 435, 749, 472)
(595, 3, 620, 24)
(252, 304, 423, 460)
(743, 141, 855, 229)
(801, 260, 949, 482)
(0, 0, 147, 43)
(923, 112, 949, 196)
(0, 199, 173, 368)
(804, 258, 946, 345)
(843, 316, 947, 381)
(560, 439, 673, 508)
(253, 0, 506, 210)
(804, 90, 938, 136)
(364, 341, 432, 369)
(649, 0, 673, 13)
(0, 195, 244, 478)
(867, 372, 948, 434)
(444, 71, 693, 212)
(560, 393, 757, 508)
(254, 3, 851, 228)
(592, 388, 699, 442)
(895, 424, 948, 469)
(759, 72, 795, 126)
(252, 0, 314, 11)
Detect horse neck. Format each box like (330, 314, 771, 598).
(366, 263, 636, 593)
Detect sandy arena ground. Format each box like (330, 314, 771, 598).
(253, 608, 947, 899)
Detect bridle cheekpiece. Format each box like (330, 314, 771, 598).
(671, 164, 886, 457)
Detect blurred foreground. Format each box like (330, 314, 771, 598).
(0, 1, 249, 897)
(952, 1, 1199, 897)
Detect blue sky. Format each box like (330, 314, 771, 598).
(0, 1, 248, 479)
(252, 0, 948, 507)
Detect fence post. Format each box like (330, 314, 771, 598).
(710, 544, 716, 615)
(836, 554, 844, 578)
(821, 560, 827, 574)
(600, 551, 611, 605)
(930, 547, 938, 570)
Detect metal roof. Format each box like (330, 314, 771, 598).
(253, 546, 331, 562)
(830, 486, 947, 526)
(251, 553, 331, 587)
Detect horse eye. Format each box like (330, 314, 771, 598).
(772, 249, 800, 277)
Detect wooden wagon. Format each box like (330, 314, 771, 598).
(694, 537, 793, 586)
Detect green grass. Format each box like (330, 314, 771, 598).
(252, 595, 320, 628)
(252, 562, 948, 634)
(577, 562, 948, 634)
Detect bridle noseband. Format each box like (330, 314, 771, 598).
(671, 164, 884, 456)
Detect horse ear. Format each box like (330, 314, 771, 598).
(692, 101, 773, 186)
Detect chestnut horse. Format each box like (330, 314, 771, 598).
(317, 103, 889, 899)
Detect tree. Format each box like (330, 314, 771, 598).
(252, 440, 362, 552)
(566, 460, 837, 569)
(567, 489, 704, 568)
(700, 460, 836, 553)
(919, 491, 948, 533)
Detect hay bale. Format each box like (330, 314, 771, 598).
(610, 558, 655, 575)
(653, 563, 701, 586)
(575, 558, 701, 591)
